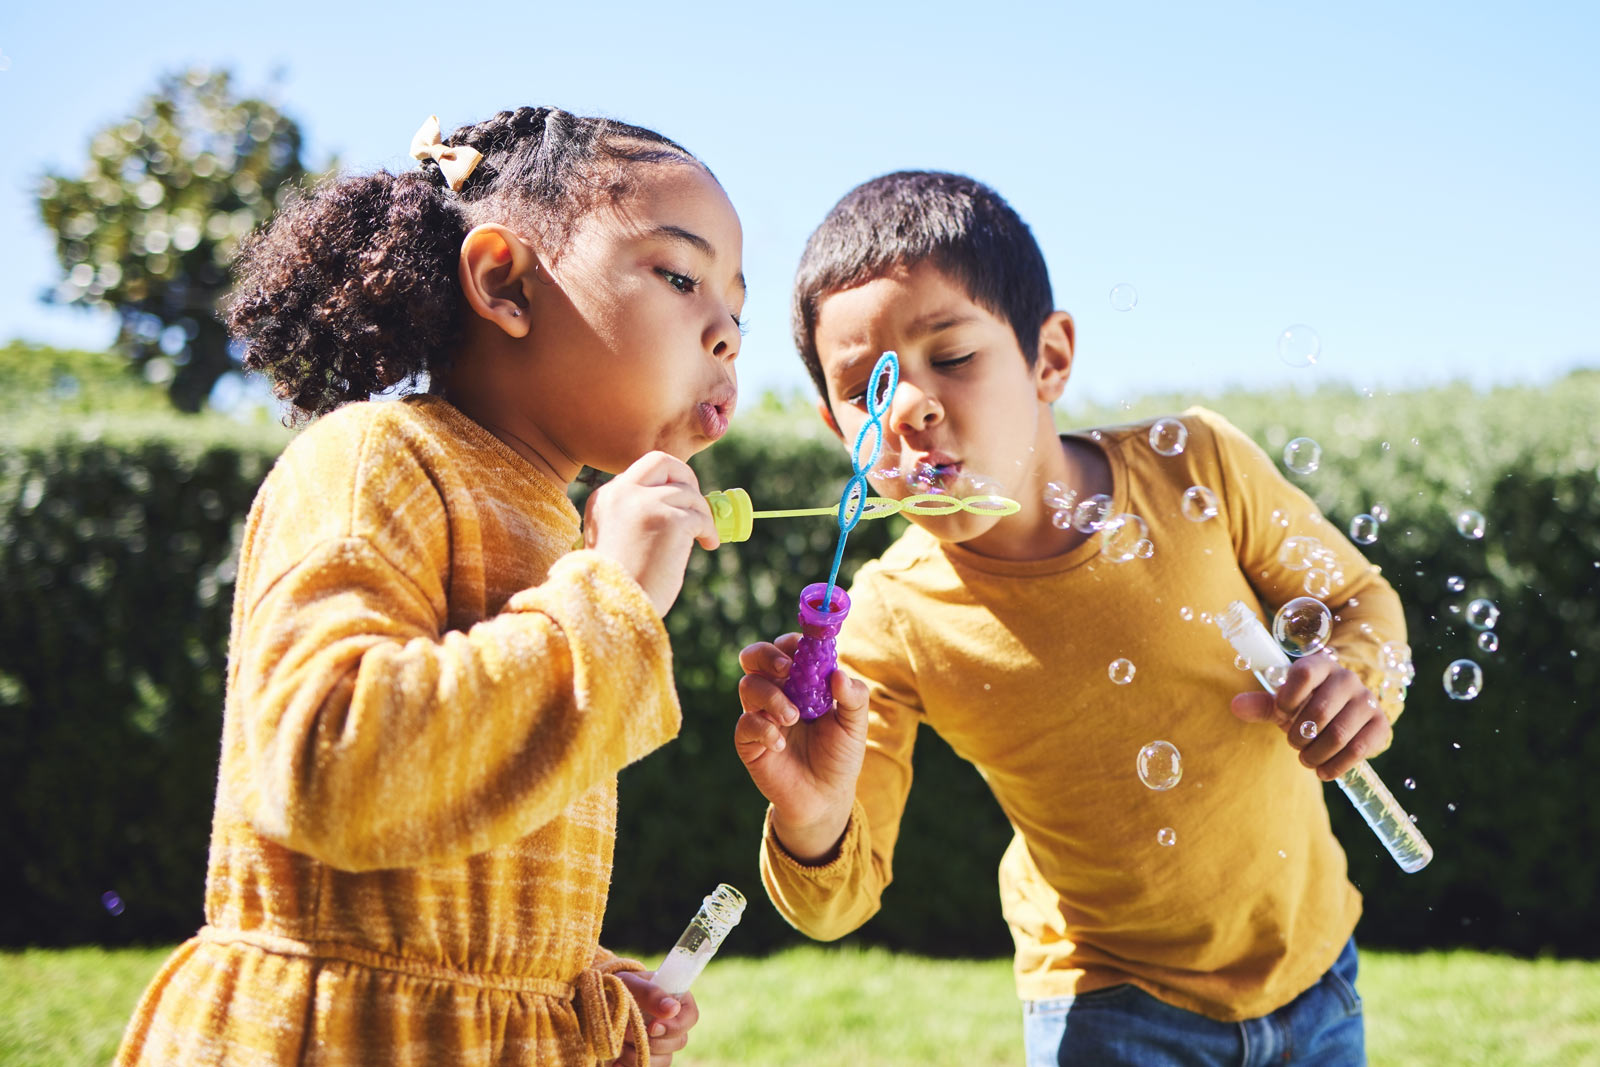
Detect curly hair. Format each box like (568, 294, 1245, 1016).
(227, 107, 701, 421)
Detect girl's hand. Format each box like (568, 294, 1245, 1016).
(733, 633, 869, 863)
(1230, 650, 1392, 780)
(584, 451, 719, 617)
(612, 971, 698, 1067)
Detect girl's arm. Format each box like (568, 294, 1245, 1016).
(226, 540, 679, 871)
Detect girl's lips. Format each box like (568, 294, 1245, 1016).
(698, 401, 730, 441)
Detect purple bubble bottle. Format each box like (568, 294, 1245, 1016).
(782, 582, 851, 720)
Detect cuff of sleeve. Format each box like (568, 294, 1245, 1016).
(593, 946, 649, 976)
(761, 798, 867, 886)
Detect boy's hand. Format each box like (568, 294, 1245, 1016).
(1230, 650, 1392, 780)
(612, 971, 698, 1066)
(734, 633, 869, 863)
(584, 451, 719, 618)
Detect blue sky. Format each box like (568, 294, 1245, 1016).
(2, 1, 1595, 410)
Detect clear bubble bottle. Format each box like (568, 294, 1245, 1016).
(1216, 600, 1434, 873)
(782, 583, 851, 720)
(651, 883, 747, 997)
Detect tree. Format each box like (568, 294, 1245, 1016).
(37, 69, 316, 412)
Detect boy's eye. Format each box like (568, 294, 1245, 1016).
(657, 268, 698, 293)
(934, 353, 974, 369)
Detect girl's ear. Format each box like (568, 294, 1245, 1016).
(458, 224, 537, 338)
(1033, 311, 1076, 403)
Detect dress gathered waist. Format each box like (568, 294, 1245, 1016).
(195, 924, 649, 1061)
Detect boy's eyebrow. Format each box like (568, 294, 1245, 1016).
(905, 310, 981, 337)
(644, 224, 747, 296)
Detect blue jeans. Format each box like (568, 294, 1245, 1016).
(1022, 937, 1365, 1066)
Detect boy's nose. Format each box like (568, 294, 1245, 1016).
(705, 315, 740, 362)
(890, 381, 942, 435)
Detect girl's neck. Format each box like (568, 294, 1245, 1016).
(434, 381, 580, 486)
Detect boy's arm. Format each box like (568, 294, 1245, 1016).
(1195, 408, 1409, 775)
(737, 572, 923, 941)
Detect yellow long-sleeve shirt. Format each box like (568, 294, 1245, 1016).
(761, 407, 1409, 1022)
(116, 395, 681, 1066)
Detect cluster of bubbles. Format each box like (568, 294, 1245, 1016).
(1276, 534, 1347, 600)
(1042, 482, 1155, 564)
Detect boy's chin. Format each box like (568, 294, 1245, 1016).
(907, 513, 1000, 544)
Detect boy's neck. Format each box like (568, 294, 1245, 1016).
(949, 413, 1113, 563)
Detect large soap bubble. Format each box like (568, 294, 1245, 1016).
(1273, 596, 1333, 658)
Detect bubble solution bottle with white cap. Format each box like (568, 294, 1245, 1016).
(1216, 601, 1433, 874)
(651, 884, 747, 997)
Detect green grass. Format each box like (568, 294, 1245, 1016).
(3, 944, 1596, 1066)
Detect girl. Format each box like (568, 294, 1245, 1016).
(114, 106, 745, 1067)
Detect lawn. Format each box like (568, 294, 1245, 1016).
(3, 943, 1596, 1065)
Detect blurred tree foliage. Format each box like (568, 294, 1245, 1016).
(35, 69, 315, 413)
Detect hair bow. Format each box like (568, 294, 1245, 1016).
(409, 115, 484, 192)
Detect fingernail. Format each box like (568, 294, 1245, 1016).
(775, 656, 791, 671)
(651, 1022, 666, 1036)
(774, 737, 785, 751)
(660, 997, 680, 1014)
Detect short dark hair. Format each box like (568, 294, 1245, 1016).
(228, 107, 702, 421)
(791, 171, 1053, 404)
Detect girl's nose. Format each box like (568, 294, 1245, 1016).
(706, 313, 741, 362)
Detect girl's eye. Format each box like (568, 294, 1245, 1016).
(657, 268, 698, 293)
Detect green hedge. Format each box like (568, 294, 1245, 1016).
(2, 375, 1597, 958)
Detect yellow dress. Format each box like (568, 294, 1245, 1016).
(116, 396, 680, 1065)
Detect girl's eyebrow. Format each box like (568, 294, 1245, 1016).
(645, 224, 747, 296)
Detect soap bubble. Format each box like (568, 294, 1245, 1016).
(1443, 659, 1483, 700)
(1182, 485, 1218, 522)
(1278, 535, 1321, 572)
(1379, 640, 1412, 671)
(1404, 778, 1416, 790)
(101, 890, 125, 916)
(1110, 283, 1139, 311)
(1100, 513, 1147, 563)
(1050, 509, 1073, 530)
(1043, 481, 1078, 510)
(1477, 631, 1499, 653)
(1283, 437, 1322, 475)
(1446, 576, 1465, 593)
(1179, 606, 1194, 621)
(1148, 418, 1187, 457)
(1370, 503, 1390, 523)
(1234, 653, 1252, 672)
(1156, 827, 1177, 847)
(1349, 514, 1379, 545)
(1136, 740, 1182, 790)
(1274, 596, 1333, 658)
(1134, 538, 1155, 559)
(1455, 509, 1486, 540)
(1277, 324, 1321, 367)
(1299, 720, 1319, 741)
(1465, 598, 1499, 631)
(1073, 493, 1114, 533)
(1262, 664, 1288, 690)
(1108, 658, 1136, 685)
(1303, 568, 1332, 599)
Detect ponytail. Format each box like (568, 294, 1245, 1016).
(228, 170, 465, 421)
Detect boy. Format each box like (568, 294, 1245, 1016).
(734, 171, 1409, 1064)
